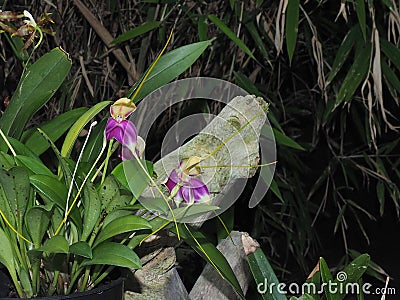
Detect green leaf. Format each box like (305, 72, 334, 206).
(319, 258, 341, 300)
(271, 127, 305, 150)
(112, 159, 153, 198)
(327, 25, 360, 84)
(268, 178, 283, 202)
(335, 44, 371, 106)
(247, 248, 286, 300)
(111, 21, 161, 45)
(69, 241, 93, 259)
(25, 204, 53, 246)
(285, 0, 299, 64)
(173, 224, 245, 299)
(29, 174, 82, 230)
(82, 184, 102, 241)
(0, 47, 71, 149)
(208, 14, 255, 60)
(355, 0, 366, 41)
(81, 242, 141, 269)
(335, 254, 370, 284)
(81, 118, 107, 163)
(126, 40, 212, 102)
(381, 39, 400, 72)
(23, 108, 88, 155)
(99, 175, 119, 211)
(35, 235, 69, 254)
(15, 155, 54, 177)
(8, 137, 41, 160)
(245, 20, 269, 61)
(0, 229, 17, 289)
(197, 15, 208, 42)
(94, 215, 151, 247)
(233, 71, 264, 97)
(0, 167, 31, 228)
(0, 151, 15, 169)
(61, 101, 111, 158)
(382, 59, 400, 98)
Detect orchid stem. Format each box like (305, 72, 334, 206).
(101, 140, 114, 185)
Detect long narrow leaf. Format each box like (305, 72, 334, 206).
(208, 14, 255, 60)
(0, 47, 71, 150)
(61, 101, 111, 158)
(285, 0, 300, 64)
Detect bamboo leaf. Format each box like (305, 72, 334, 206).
(285, 0, 300, 64)
(327, 25, 360, 84)
(335, 45, 371, 106)
(355, 0, 367, 41)
(111, 21, 161, 45)
(208, 14, 255, 60)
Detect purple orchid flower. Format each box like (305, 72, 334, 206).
(104, 97, 142, 160)
(165, 159, 210, 204)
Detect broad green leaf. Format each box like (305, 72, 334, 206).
(8, 137, 41, 160)
(0, 229, 17, 289)
(94, 215, 151, 247)
(168, 204, 220, 223)
(102, 208, 134, 227)
(35, 235, 69, 254)
(319, 258, 341, 300)
(29, 174, 82, 230)
(112, 160, 153, 198)
(18, 266, 33, 298)
(0, 167, 31, 228)
(335, 254, 370, 284)
(82, 184, 101, 241)
(285, 0, 299, 64)
(335, 45, 371, 106)
(69, 241, 93, 259)
(15, 155, 54, 177)
(247, 248, 286, 300)
(99, 175, 120, 211)
(111, 21, 161, 45)
(23, 108, 88, 155)
(61, 101, 111, 158)
(0, 151, 15, 169)
(0, 47, 71, 150)
(173, 224, 245, 299)
(126, 40, 212, 102)
(355, 0, 366, 41)
(25, 204, 53, 246)
(327, 25, 360, 84)
(81, 242, 141, 269)
(208, 14, 255, 60)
